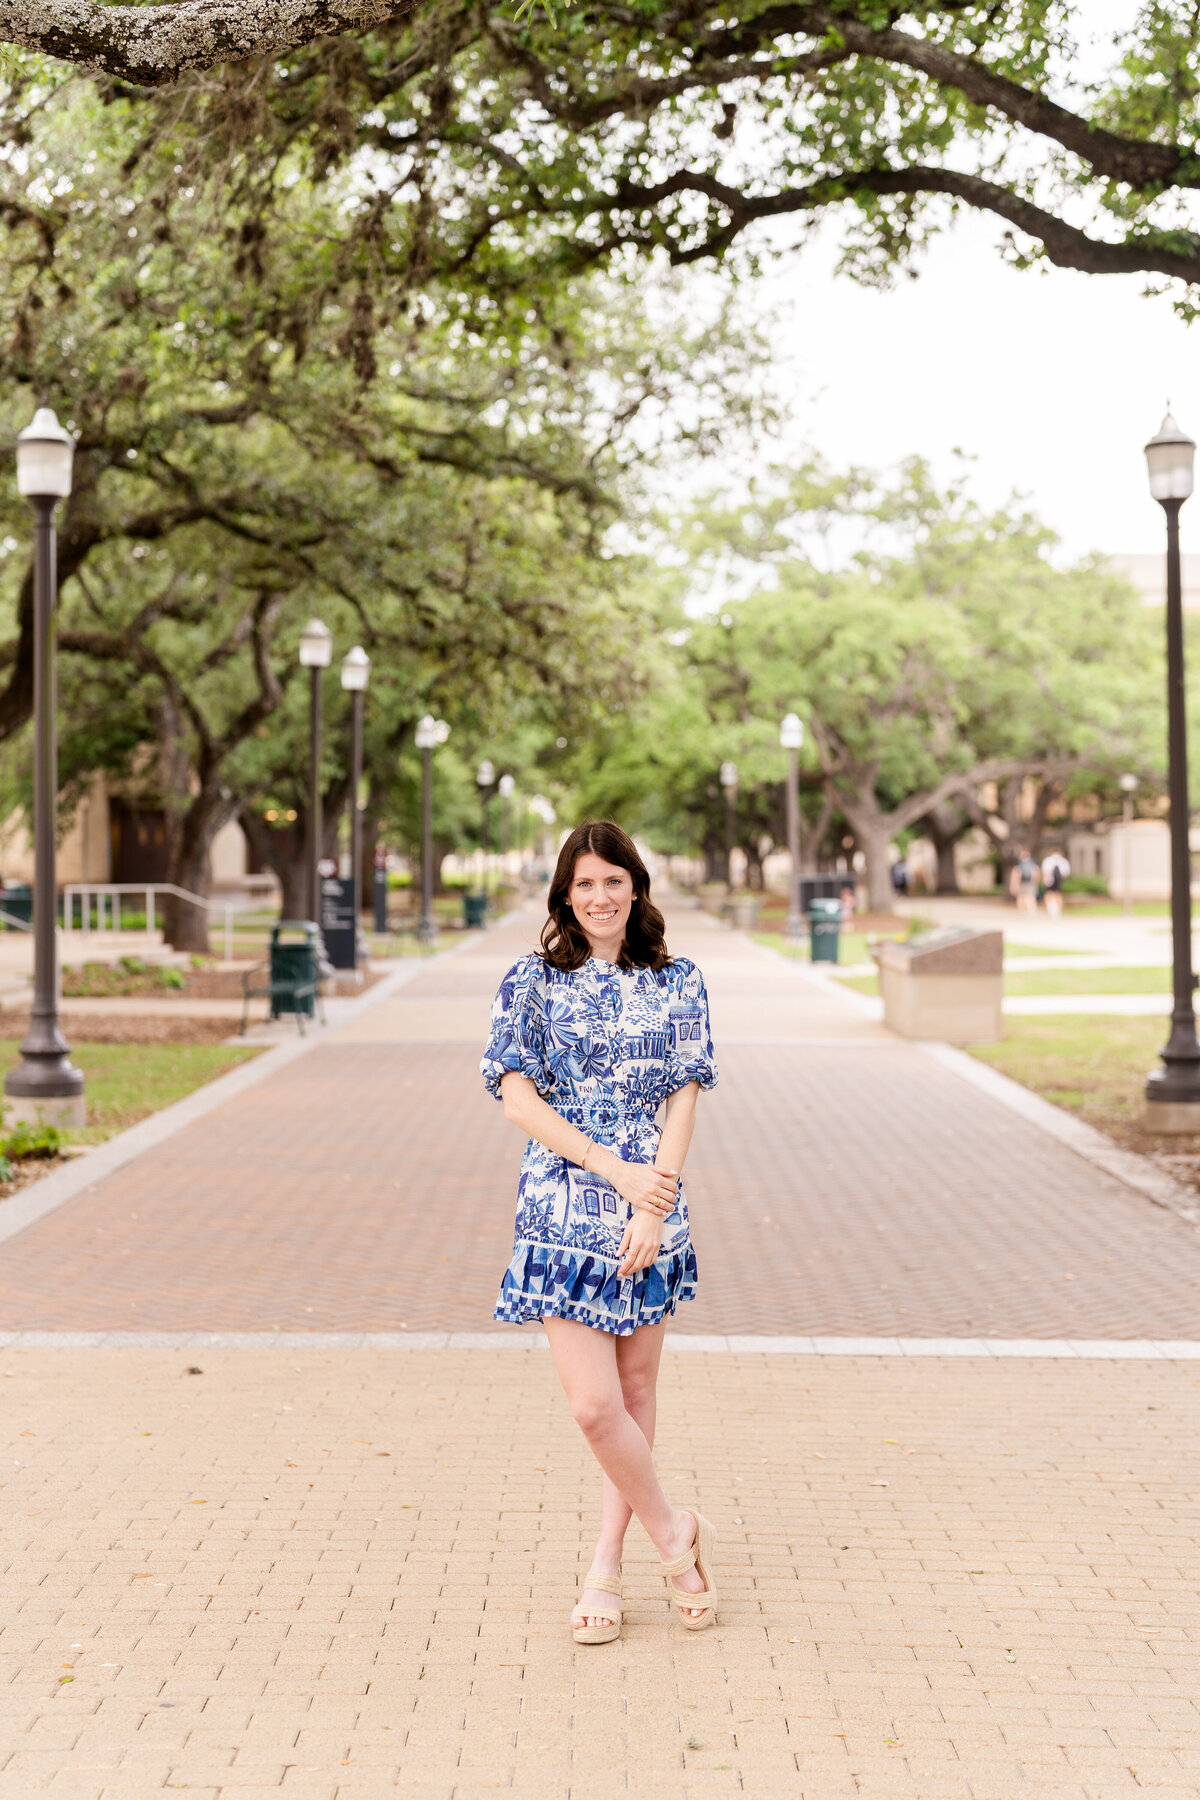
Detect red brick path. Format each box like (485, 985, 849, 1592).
(0, 910, 1197, 1334)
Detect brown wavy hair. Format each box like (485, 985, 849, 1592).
(540, 820, 672, 972)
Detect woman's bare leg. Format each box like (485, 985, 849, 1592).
(544, 1316, 706, 1627)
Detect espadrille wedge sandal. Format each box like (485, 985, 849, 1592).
(571, 1570, 623, 1645)
(661, 1509, 717, 1630)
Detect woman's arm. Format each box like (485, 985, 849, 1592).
(656, 1081, 700, 1182)
(498, 1072, 679, 1215)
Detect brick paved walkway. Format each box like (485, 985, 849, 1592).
(1, 1346, 1197, 1800)
(0, 904, 1196, 1336)
(1, 900, 1199, 1799)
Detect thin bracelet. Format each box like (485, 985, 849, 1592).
(580, 1136, 595, 1170)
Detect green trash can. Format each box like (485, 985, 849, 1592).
(2, 884, 31, 930)
(809, 896, 842, 964)
(462, 891, 488, 929)
(269, 920, 320, 1018)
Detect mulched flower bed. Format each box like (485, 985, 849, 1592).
(0, 1011, 237, 1046)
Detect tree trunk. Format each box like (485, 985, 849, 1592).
(160, 784, 235, 953)
(240, 809, 308, 918)
(923, 798, 967, 894)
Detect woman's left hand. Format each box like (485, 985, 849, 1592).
(617, 1210, 664, 1277)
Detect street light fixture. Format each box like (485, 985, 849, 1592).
(1143, 412, 1200, 1127)
(340, 646, 370, 973)
(498, 773, 515, 877)
(299, 618, 332, 924)
(415, 713, 450, 943)
(477, 760, 496, 895)
(4, 406, 84, 1127)
(719, 760, 738, 895)
(1119, 772, 1138, 919)
(779, 713, 805, 942)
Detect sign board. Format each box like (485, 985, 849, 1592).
(320, 874, 357, 970)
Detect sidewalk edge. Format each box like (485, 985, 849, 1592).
(917, 1039, 1200, 1228)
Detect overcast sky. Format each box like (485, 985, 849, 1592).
(737, 211, 1197, 565)
(685, 3, 1200, 566)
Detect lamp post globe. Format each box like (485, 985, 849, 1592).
(5, 405, 85, 1127)
(779, 714, 805, 941)
(1143, 413, 1200, 1126)
(340, 645, 370, 692)
(16, 407, 75, 499)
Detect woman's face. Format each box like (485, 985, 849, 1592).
(568, 852, 635, 958)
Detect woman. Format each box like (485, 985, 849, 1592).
(481, 819, 718, 1644)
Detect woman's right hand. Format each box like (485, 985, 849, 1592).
(603, 1157, 679, 1219)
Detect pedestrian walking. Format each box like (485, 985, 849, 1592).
(891, 856, 909, 896)
(1009, 848, 1040, 914)
(481, 818, 718, 1644)
(1042, 850, 1070, 919)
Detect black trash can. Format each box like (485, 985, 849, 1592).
(269, 921, 320, 1019)
(462, 891, 488, 929)
(809, 896, 842, 964)
(2, 884, 31, 930)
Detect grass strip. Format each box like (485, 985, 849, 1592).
(0, 1038, 261, 1145)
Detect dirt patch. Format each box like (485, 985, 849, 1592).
(1, 1012, 238, 1046)
(0, 1153, 74, 1204)
(184, 964, 386, 999)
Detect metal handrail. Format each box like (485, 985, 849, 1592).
(62, 882, 271, 962)
(0, 906, 31, 932)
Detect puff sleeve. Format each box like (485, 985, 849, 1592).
(665, 959, 718, 1095)
(480, 954, 549, 1100)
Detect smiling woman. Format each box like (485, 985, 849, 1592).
(480, 819, 720, 1643)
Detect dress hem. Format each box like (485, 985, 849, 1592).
(493, 1286, 697, 1337)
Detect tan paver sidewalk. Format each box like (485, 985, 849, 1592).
(1, 1346, 1197, 1800)
(1, 899, 1198, 1798)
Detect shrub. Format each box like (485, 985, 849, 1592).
(1, 1121, 63, 1160)
(1062, 874, 1110, 897)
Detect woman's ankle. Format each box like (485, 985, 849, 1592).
(590, 1540, 625, 1574)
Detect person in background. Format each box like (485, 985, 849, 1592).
(1010, 849, 1040, 914)
(838, 882, 856, 923)
(891, 857, 909, 897)
(1041, 850, 1070, 919)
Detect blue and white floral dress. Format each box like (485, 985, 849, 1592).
(481, 952, 717, 1335)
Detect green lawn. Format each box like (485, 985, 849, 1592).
(836, 965, 1173, 998)
(0, 1040, 262, 1144)
(967, 1017, 1171, 1146)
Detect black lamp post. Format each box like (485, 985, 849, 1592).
(415, 713, 449, 944)
(780, 713, 805, 942)
(299, 618, 332, 923)
(4, 407, 84, 1128)
(340, 645, 370, 973)
(477, 759, 495, 897)
(1143, 412, 1200, 1128)
(498, 773, 514, 879)
(720, 760, 738, 894)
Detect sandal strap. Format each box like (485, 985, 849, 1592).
(660, 1545, 697, 1580)
(670, 1579, 715, 1607)
(581, 1570, 623, 1597)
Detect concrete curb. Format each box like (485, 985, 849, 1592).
(920, 1039, 1200, 1227)
(0, 1329, 1195, 1358)
(747, 925, 1200, 1228)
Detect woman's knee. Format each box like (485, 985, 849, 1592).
(618, 1368, 655, 1416)
(569, 1387, 623, 1439)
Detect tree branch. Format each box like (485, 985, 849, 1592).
(0, 0, 418, 85)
